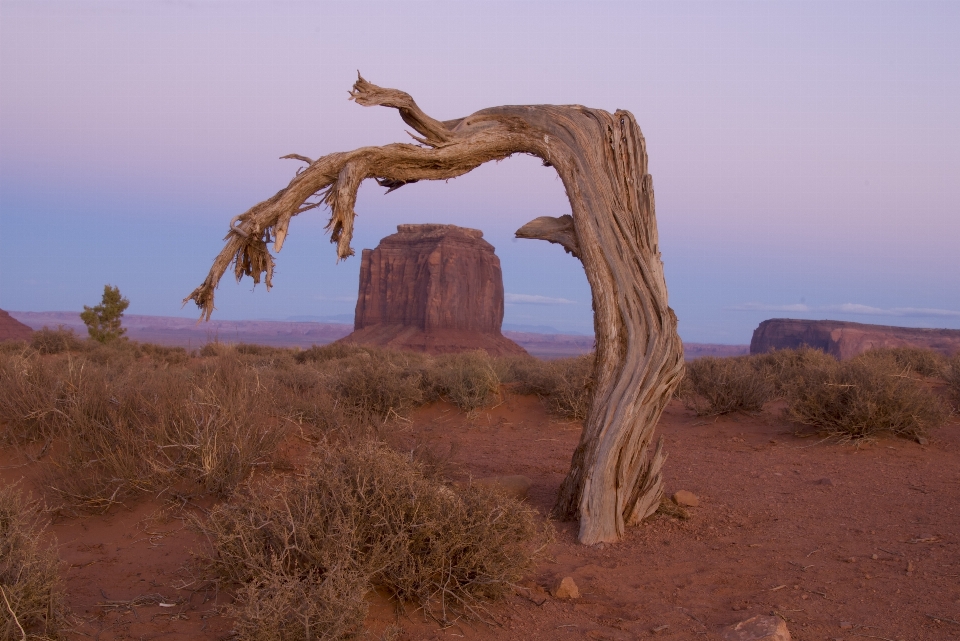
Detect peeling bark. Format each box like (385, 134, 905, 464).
(185, 75, 684, 544)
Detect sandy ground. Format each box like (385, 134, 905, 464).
(3, 392, 959, 641)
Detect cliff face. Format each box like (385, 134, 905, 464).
(750, 318, 960, 360)
(0, 309, 33, 342)
(342, 224, 525, 356)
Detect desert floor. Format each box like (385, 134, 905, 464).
(3, 391, 959, 641)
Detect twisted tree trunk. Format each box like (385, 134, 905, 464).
(185, 76, 684, 544)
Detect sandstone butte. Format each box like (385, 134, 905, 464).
(750, 318, 960, 360)
(339, 224, 527, 356)
(0, 308, 33, 342)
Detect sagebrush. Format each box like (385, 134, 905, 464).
(198, 441, 548, 640)
(0, 484, 65, 640)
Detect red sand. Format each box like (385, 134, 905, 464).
(3, 394, 959, 640)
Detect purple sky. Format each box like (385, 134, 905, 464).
(2, 1, 958, 342)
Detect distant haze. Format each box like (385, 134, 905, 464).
(2, 1, 958, 343)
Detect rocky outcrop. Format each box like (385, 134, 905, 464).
(341, 224, 525, 356)
(750, 318, 960, 360)
(0, 309, 33, 342)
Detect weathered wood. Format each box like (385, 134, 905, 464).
(185, 76, 684, 544)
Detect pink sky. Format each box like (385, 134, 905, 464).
(2, 1, 958, 342)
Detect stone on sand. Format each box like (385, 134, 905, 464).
(551, 576, 580, 599)
(672, 490, 699, 507)
(721, 615, 791, 641)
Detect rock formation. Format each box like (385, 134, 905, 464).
(0, 309, 33, 342)
(750, 318, 960, 360)
(339, 224, 526, 356)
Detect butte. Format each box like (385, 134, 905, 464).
(338, 224, 526, 356)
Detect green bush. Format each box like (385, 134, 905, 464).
(80, 284, 129, 343)
(198, 441, 546, 639)
(944, 354, 960, 410)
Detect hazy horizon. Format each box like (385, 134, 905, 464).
(2, 1, 958, 343)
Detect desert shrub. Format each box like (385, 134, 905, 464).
(0, 340, 29, 355)
(942, 354, 960, 410)
(0, 351, 283, 510)
(327, 350, 429, 421)
(859, 346, 945, 378)
(428, 351, 501, 411)
(786, 353, 948, 439)
(294, 342, 367, 364)
(0, 484, 65, 639)
(199, 441, 546, 639)
(681, 355, 774, 415)
(501, 354, 594, 420)
(752, 347, 837, 396)
(30, 326, 83, 355)
(137, 342, 191, 365)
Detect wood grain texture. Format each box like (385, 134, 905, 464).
(185, 76, 684, 544)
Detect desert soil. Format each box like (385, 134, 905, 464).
(3, 391, 959, 641)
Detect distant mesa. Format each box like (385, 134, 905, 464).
(750, 318, 960, 360)
(0, 308, 33, 342)
(339, 224, 526, 356)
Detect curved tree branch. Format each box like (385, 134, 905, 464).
(185, 77, 684, 545)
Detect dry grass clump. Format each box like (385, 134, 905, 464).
(941, 354, 960, 410)
(199, 441, 546, 640)
(30, 326, 84, 355)
(0, 484, 65, 640)
(0, 351, 283, 510)
(752, 347, 838, 396)
(501, 354, 594, 420)
(429, 351, 501, 411)
(786, 352, 948, 440)
(327, 349, 430, 421)
(859, 346, 946, 378)
(681, 356, 774, 416)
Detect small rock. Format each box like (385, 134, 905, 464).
(672, 490, 700, 507)
(816, 478, 834, 486)
(839, 621, 854, 629)
(915, 436, 929, 445)
(871, 554, 878, 560)
(845, 557, 857, 563)
(471, 475, 532, 500)
(551, 576, 581, 599)
(721, 615, 791, 641)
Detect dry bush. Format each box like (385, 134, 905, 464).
(30, 326, 83, 355)
(294, 342, 367, 364)
(786, 352, 948, 440)
(500, 354, 594, 420)
(681, 356, 774, 416)
(136, 342, 191, 365)
(428, 351, 501, 411)
(327, 350, 428, 421)
(942, 354, 960, 410)
(752, 347, 837, 396)
(0, 484, 65, 640)
(0, 351, 283, 510)
(859, 346, 945, 378)
(0, 340, 29, 355)
(199, 441, 546, 639)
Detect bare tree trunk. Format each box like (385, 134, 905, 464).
(185, 76, 684, 544)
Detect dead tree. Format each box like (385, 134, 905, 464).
(185, 76, 684, 544)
